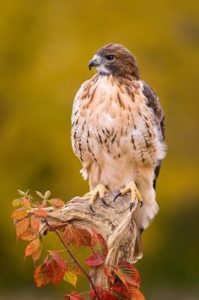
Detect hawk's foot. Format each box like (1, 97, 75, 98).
(113, 181, 143, 210)
(85, 184, 108, 212)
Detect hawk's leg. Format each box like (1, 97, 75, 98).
(113, 181, 143, 210)
(85, 184, 108, 212)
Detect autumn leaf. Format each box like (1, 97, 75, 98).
(110, 283, 130, 299)
(34, 263, 50, 287)
(20, 228, 38, 241)
(30, 215, 40, 231)
(64, 292, 85, 300)
(76, 227, 92, 246)
(25, 237, 41, 260)
(128, 286, 146, 300)
(90, 288, 117, 300)
(68, 263, 83, 276)
(34, 252, 67, 287)
(47, 252, 68, 285)
(33, 208, 48, 217)
(21, 197, 32, 209)
(63, 224, 91, 247)
(115, 261, 140, 288)
(15, 217, 29, 239)
(48, 198, 65, 208)
(11, 208, 28, 220)
(85, 253, 105, 267)
(64, 270, 77, 287)
(32, 246, 42, 262)
(90, 231, 108, 256)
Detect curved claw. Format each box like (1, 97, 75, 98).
(129, 202, 135, 211)
(113, 192, 121, 202)
(101, 198, 109, 207)
(139, 200, 144, 208)
(89, 204, 95, 213)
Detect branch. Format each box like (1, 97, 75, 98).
(41, 193, 138, 289)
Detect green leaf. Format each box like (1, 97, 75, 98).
(17, 190, 26, 196)
(44, 190, 51, 200)
(64, 271, 78, 287)
(35, 191, 44, 199)
(12, 198, 21, 207)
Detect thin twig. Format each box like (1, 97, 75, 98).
(45, 218, 101, 300)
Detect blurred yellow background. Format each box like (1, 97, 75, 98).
(0, 0, 199, 299)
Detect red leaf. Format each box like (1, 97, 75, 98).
(48, 198, 65, 208)
(90, 231, 108, 256)
(47, 252, 67, 285)
(34, 263, 50, 287)
(33, 208, 48, 217)
(90, 288, 117, 300)
(11, 208, 28, 220)
(77, 227, 92, 246)
(86, 253, 105, 267)
(34, 252, 67, 287)
(117, 261, 140, 287)
(110, 283, 130, 298)
(25, 237, 41, 259)
(63, 224, 91, 247)
(128, 286, 146, 300)
(64, 292, 85, 300)
(16, 217, 29, 238)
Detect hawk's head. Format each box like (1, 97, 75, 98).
(88, 44, 139, 79)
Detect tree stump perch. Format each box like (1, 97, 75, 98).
(42, 193, 138, 290)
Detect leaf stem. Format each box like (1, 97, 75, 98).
(45, 218, 101, 300)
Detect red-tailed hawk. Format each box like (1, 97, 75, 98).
(71, 44, 166, 260)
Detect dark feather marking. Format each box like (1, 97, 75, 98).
(153, 161, 161, 189)
(82, 120, 86, 131)
(131, 135, 136, 150)
(97, 133, 103, 145)
(147, 129, 152, 138)
(117, 92, 125, 109)
(142, 81, 165, 141)
(138, 109, 142, 117)
(111, 133, 117, 144)
(87, 138, 97, 162)
(141, 151, 145, 164)
(144, 137, 150, 148)
(78, 142, 83, 162)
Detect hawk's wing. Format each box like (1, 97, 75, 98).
(142, 81, 166, 188)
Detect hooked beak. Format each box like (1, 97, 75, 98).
(88, 55, 101, 70)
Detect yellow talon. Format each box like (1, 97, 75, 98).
(85, 184, 108, 210)
(118, 181, 143, 208)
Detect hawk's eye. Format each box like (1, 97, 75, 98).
(105, 55, 114, 61)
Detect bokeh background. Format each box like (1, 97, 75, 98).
(0, 0, 199, 299)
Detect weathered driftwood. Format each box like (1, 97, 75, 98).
(42, 193, 138, 289)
